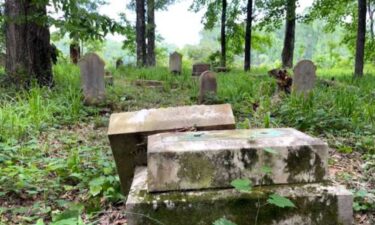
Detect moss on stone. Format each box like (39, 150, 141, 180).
(129, 185, 344, 225)
(177, 152, 215, 187)
(285, 146, 325, 183)
(240, 148, 259, 169)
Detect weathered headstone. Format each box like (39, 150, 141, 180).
(192, 63, 210, 76)
(169, 52, 182, 74)
(292, 60, 317, 95)
(116, 58, 123, 69)
(79, 53, 106, 105)
(126, 167, 353, 225)
(199, 71, 217, 104)
(147, 128, 329, 192)
(107, 104, 236, 194)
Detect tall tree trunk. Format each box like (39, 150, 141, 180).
(281, 0, 296, 68)
(220, 0, 227, 67)
(355, 0, 367, 77)
(244, 0, 253, 71)
(136, 0, 146, 67)
(5, 0, 53, 88)
(367, 1, 374, 41)
(70, 42, 81, 64)
(146, 0, 156, 67)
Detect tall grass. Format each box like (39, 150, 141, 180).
(0, 64, 84, 142)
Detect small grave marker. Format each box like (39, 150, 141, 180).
(199, 71, 217, 104)
(192, 63, 210, 76)
(292, 60, 317, 95)
(169, 52, 182, 74)
(79, 53, 106, 105)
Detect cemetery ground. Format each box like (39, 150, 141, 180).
(0, 64, 375, 225)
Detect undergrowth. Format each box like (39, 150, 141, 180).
(0, 63, 374, 224)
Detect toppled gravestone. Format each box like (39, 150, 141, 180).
(107, 104, 236, 194)
(147, 128, 329, 192)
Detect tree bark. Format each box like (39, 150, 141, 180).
(244, 0, 253, 71)
(355, 0, 366, 77)
(146, 0, 156, 67)
(281, 0, 296, 68)
(220, 0, 227, 67)
(5, 0, 53, 88)
(70, 42, 81, 64)
(136, 0, 147, 67)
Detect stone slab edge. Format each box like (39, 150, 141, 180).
(126, 167, 353, 225)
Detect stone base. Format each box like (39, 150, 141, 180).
(126, 167, 353, 225)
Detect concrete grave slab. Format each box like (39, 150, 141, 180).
(108, 104, 236, 194)
(126, 167, 353, 225)
(147, 128, 329, 192)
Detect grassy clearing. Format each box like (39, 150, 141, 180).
(0, 63, 374, 224)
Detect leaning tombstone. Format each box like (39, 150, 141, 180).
(116, 58, 123, 69)
(78, 53, 106, 105)
(199, 71, 217, 104)
(169, 51, 182, 74)
(107, 104, 236, 194)
(292, 60, 317, 96)
(192, 63, 210, 76)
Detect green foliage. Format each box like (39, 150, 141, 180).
(0, 63, 122, 224)
(213, 218, 237, 225)
(352, 189, 375, 211)
(50, 0, 125, 42)
(231, 179, 252, 192)
(267, 194, 296, 208)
